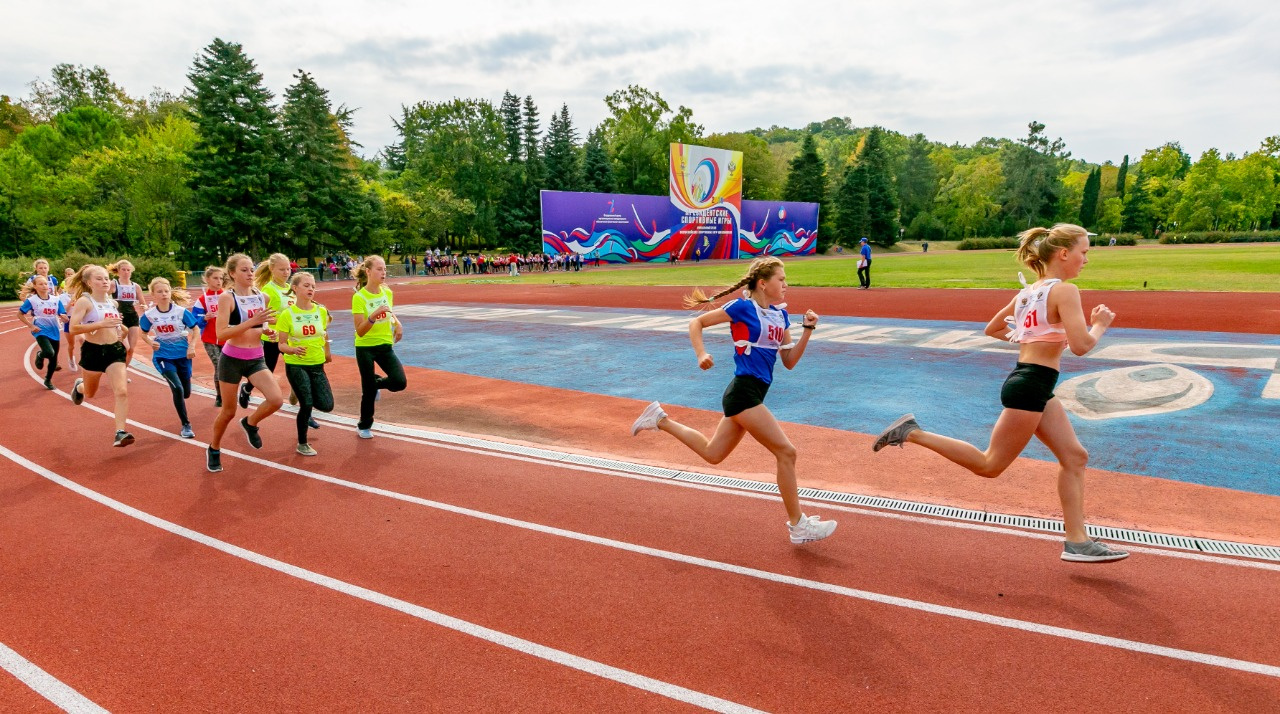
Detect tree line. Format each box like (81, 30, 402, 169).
(3, 38, 1278, 266)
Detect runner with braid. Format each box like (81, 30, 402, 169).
(872, 223, 1129, 563)
(630, 256, 837, 544)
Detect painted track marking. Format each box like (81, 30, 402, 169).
(0, 641, 108, 714)
(17, 352, 1280, 680)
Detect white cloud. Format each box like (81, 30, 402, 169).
(4, 0, 1278, 162)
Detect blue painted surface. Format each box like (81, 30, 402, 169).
(328, 306, 1280, 496)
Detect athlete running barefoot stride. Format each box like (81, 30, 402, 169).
(630, 256, 837, 544)
(872, 223, 1129, 563)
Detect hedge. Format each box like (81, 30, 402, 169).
(1, 253, 180, 300)
(1158, 230, 1280, 244)
(958, 233, 1139, 251)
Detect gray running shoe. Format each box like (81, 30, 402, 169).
(113, 430, 135, 447)
(71, 378, 85, 406)
(630, 401, 667, 435)
(873, 413, 920, 452)
(180, 424, 195, 439)
(1062, 539, 1130, 563)
(357, 428, 373, 439)
(296, 443, 318, 456)
(788, 514, 837, 544)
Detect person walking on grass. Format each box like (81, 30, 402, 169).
(630, 256, 837, 544)
(206, 254, 284, 473)
(857, 237, 872, 289)
(872, 223, 1129, 563)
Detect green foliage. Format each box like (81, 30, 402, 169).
(783, 134, 834, 252)
(905, 212, 946, 241)
(860, 127, 899, 245)
(543, 104, 583, 193)
(600, 85, 701, 196)
(701, 132, 781, 200)
(1079, 167, 1101, 228)
(957, 237, 1018, 250)
(1001, 121, 1067, 228)
(1098, 233, 1139, 246)
(1116, 155, 1129, 200)
(897, 133, 938, 229)
(581, 126, 615, 193)
(1157, 230, 1280, 244)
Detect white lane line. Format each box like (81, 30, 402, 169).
(0, 641, 108, 714)
(120, 353, 1280, 575)
(0, 447, 760, 714)
(18, 352, 1280, 680)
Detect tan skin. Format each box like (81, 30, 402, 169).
(900, 234, 1113, 542)
(352, 258, 403, 343)
(142, 284, 198, 361)
(278, 275, 332, 363)
(18, 276, 53, 333)
(110, 262, 149, 367)
(62, 268, 81, 368)
(654, 267, 819, 525)
(68, 268, 129, 432)
(210, 258, 283, 451)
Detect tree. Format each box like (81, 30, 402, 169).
(836, 161, 869, 243)
(859, 127, 899, 245)
(498, 92, 522, 164)
(515, 95, 544, 251)
(1116, 154, 1129, 200)
(1079, 167, 1101, 228)
(783, 134, 834, 251)
(935, 154, 1004, 237)
(600, 85, 700, 195)
(25, 64, 136, 122)
(1122, 174, 1154, 236)
(278, 69, 368, 263)
(1002, 120, 1068, 228)
(581, 126, 615, 193)
(897, 133, 938, 229)
(186, 38, 286, 258)
(543, 103, 582, 193)
(0, 96, 34, 149)
(1173, 149, 1225, 230)
(702, 131, 782, 200)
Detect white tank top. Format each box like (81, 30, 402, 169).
(114, 280, 139, 303)
(1006, 274, 1067, 343)
(85, 296, 122, 325)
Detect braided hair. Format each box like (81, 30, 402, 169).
(682, 256, 784, 310)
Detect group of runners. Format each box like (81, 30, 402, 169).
(630, 222, 1130, 562)
(19, 253, 405, 472)
(21, 222, 1129, 562)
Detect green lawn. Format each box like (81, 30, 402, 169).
(433, 243, 1280, 292)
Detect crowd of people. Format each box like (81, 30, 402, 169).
(19, 223, 1130, 559)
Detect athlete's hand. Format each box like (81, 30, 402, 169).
(370, 305, 390, 322)
(802, 310, 819, 327)
(1090, 304, 1115, 329)
(250, 309, 277, 327)
(101, 316, 123, 329)
(697, 352, 714, 370)
(393, 324, 403, 343)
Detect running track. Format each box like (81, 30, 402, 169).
(2, 286, 1278, 712)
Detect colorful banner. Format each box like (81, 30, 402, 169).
(541, 190, 817, 262)
(668, 143, 743, 259)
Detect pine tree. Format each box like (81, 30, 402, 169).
(499, 91, 522, 164)
(278, 69, 366, 264)
(582, 126, 615, 193)
(836, 162, 869, 243)
(897, 133, 937, 229)
(1079, 167, 1101, 228)
(784, 134, 833, 251)
(543, 104, 582, 192)
(186, 38, 285, 258)
(495, 91, 526, 247)
(517, 95, 543, 252)
(1116, 154, 1129, 200)
(1122, 173, 1154, 235)
(861, 127, 900, 245)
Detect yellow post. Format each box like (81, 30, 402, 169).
(175, 270, 187, 288)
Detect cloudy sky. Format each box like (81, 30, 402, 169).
(5, 1, 1278, 164)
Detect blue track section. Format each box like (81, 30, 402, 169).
(328, 304, 1280, 496)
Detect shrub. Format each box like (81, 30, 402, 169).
(958, 237, 1018, 250)
(1158, 230, 1280, 244)
(0, 258, 27, 299)
(1098, 233, 1140, 246)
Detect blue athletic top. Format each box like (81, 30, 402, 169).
(724, 297, 791, 385)
(21, 295, 65, 341)
(140, 304, 199, 360)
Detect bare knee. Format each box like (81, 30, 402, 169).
(265, 394, 285, 410)
(1061, 446, 1089, 471)
(774, 443, 797, 466)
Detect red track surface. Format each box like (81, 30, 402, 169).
(2, 286, 1278, 711)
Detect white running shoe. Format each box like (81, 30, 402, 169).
(1061, 539, 1130, 563)
(630, 401, 667, 435)
(357, 429, 373, 439)
(788, 514, 837, 544)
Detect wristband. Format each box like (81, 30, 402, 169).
(802, 325, 815, 330)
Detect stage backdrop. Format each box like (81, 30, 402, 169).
(541, 191, 817, 263)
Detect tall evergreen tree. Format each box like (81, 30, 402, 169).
(543, 103, 582, 192)
(836, 161, 869, 243)
(783, 134, 833, 251)
(1002, 120, 1068, 228)
(1116, 154, 1129, 200)
(860, 127, 899, 245)
(1079, 167, 1101, 228)
(1122, 173, 1154, 235)
(581, 126, 615, 193)
(278, 69, 367, 264)
(494, 91, 525, 247)
(897, 133, 937, 229)
(516, 95, 543, 252)
(186, 38, 285, 258)
(499, 91, 522, 164)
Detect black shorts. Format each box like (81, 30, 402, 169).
(217, 352, 269, 384)
(722, 375, 771, 417)
(80, 341, 126, 373)
(118, 304, 139, 328)
(1000, 362, 1060, 412)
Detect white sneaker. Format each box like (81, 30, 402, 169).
(788, 514, 837, 544)
(357, 429, 373, 439)
(630, 401, 667, 435)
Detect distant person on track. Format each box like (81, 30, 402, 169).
(630, 256, 837, 544)
(207, 254, 284, 473)
(140, 277, 200, 439)
(66, 264, 134, 447)
(26, 258, 59, 292)
(352, 255, 406, 440)
(872, 223, 1128, 563)
(857, 237, 872, 289)
(275, 272, 333, 456)
(107, 259, 148, 370)
(18, 275, 64, 390)
(192, 266, 227, 407)
(59, 268, 82, 372)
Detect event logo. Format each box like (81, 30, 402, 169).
(1055, 363, 1214, 420)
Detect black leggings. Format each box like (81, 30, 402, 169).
(35, 336, 60, 381)
(285, 363, 334, 444)
(154, 357, 193, 426)
(355, 344, 406, 429)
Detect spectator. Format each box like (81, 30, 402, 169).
(857, 237, 872, 290)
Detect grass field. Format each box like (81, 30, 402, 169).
(436, 243, 1280, 292)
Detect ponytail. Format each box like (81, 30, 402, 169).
(253, 253, 289, 290)
(682, 256, 784, 310)
(1015, 223, 1089, 277)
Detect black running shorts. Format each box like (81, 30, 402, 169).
(722, 375, 771, 418)
(999, 362, 1060, 412)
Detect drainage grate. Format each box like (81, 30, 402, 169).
(132, 361, 1280, 564)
